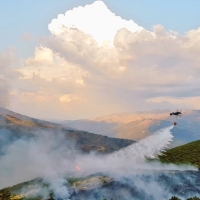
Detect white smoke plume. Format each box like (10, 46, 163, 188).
(0, 126, 197, 199)
(49, 178, 70, 200)
(76, 126, 194, 176)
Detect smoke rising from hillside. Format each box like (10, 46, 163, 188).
(0, 126, 198, 199)
(76, 126, 194, 176)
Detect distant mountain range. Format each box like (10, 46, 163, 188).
(1, 107, 199, 151)
(61, 109, 200, 147)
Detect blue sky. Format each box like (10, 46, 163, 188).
(1, 0, 200, 34)
(1, 0, 199, 55)
(1, 0, 200, 119)
(0, 0, 199, 60)
(105, 0, 200, 32)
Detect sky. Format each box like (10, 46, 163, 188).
(1, 0, 200, 120)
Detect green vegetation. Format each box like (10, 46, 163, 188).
(0, 178, 45, 200)
(169, 196, 200, 200)
(158, 140, 200, 169)
(187, 197, 200, 200)
(67, 177, 86, 185)
(0, 188, 26, 199)
(169, 196, 181, 200)
(0, 188, 12, 199)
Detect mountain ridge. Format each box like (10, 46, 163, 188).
(61, 109, 200, 147)
(0, 107, 135, 154)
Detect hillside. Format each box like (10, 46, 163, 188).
(158, 140, 200, 169)
(0, 107, 135, 154)
(62, 109, 200, 147)
(1, 171, 200, 200)
(0, 107, 60, 127)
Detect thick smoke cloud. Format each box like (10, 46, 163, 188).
(0, 126, 197, 199)
(0, 130, 78, 189)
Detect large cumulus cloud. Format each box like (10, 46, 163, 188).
(48, 0, 143, 45)
(7, 1, 200, 118)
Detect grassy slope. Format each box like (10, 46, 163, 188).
(158, 140, 200, 168)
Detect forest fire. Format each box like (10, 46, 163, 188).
(76, 166, 81, 171)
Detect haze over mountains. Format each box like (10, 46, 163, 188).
(62, 109, 200, 147)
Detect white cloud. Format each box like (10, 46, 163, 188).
(20, 46, 90, 84)
(0, 48, 22, 108)
(59, 94, 78, 103)
(4, 1, 200, 119)
(148, 96, 200, 109)
(48, 1, 143, 45)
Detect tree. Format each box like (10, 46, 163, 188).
(187, 197, 200, 200)
(169, 196, 182, 200)
(0, 189, 11, 200)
